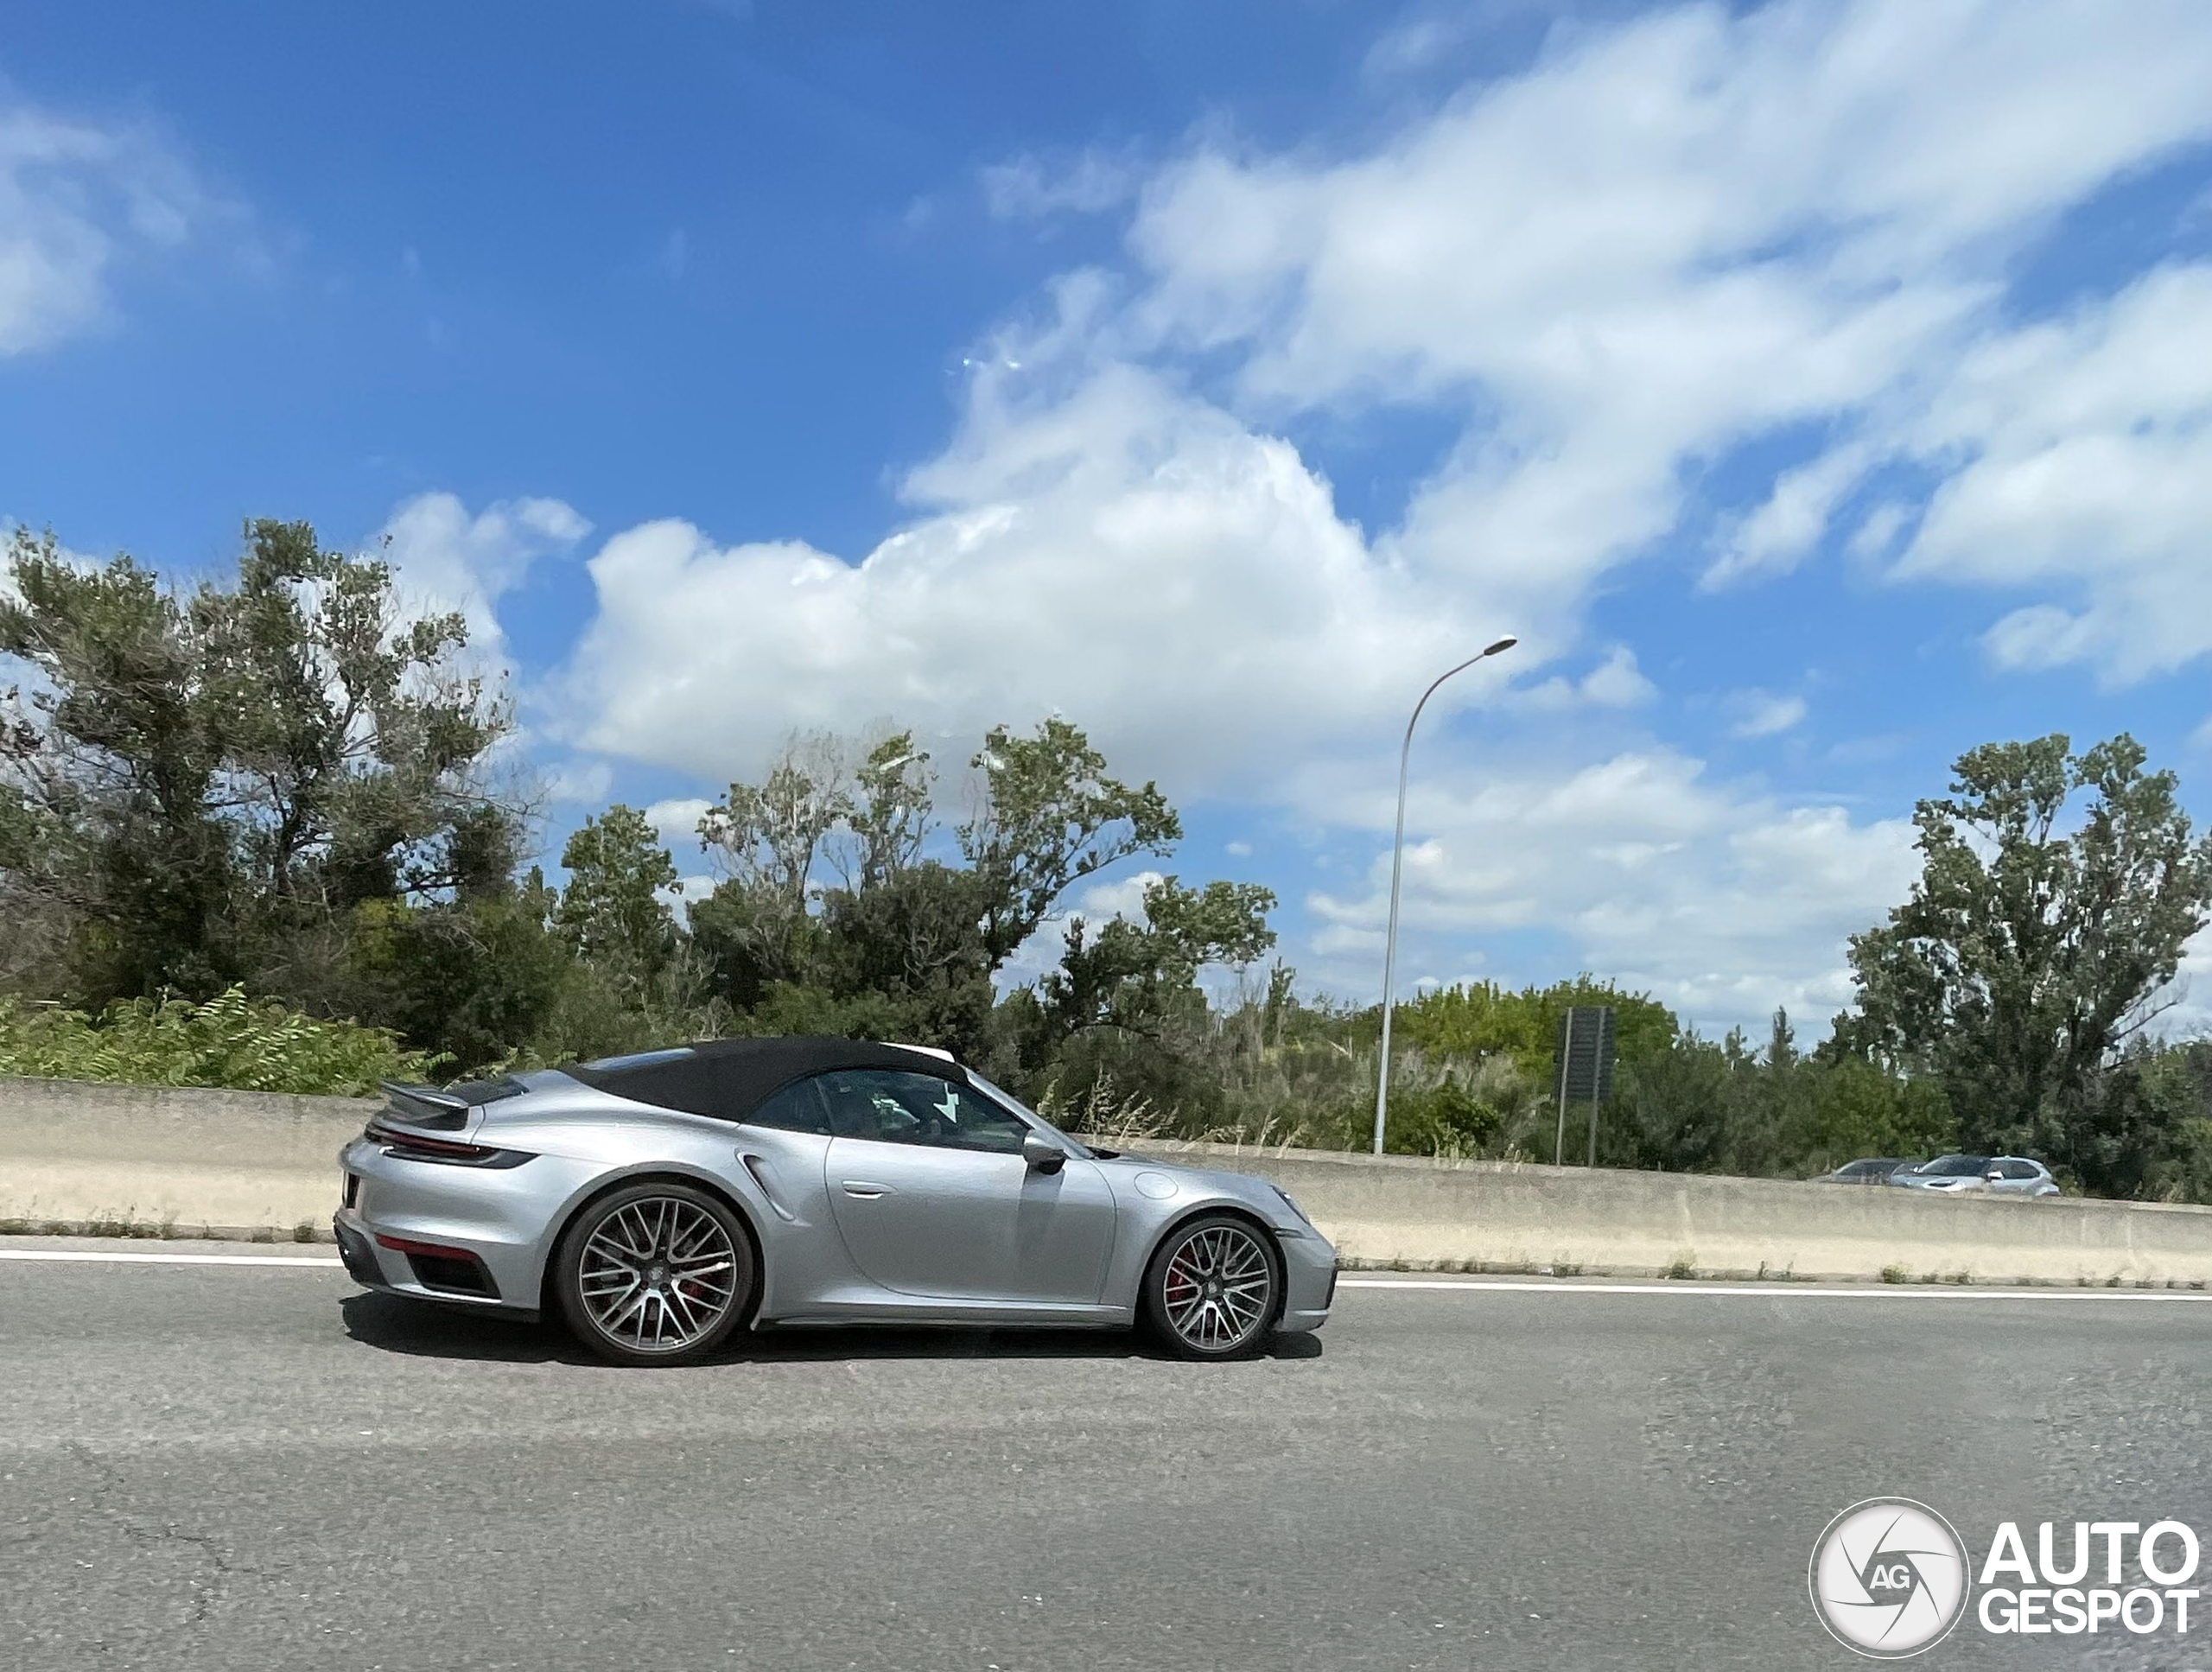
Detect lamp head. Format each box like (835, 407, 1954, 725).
(1483, 635, 1519, 658)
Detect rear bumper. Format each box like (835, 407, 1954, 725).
(332, 1205, 524, 1308)
(335, 1134, 569, 1314)
(332, 1217, 384, 1286)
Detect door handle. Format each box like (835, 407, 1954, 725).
(840, 1180, 891, 1198)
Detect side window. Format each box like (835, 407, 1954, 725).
(745, 1078, 831, 1135)
(2002, 1160, 2039, 1180)
(815, 1070, 1030, 1154)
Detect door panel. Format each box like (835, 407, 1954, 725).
(1007, 1157, 1118, 1305)
(823, 1137, 1116, 1305)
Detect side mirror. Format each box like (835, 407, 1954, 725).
(1982, 1169, 2004, 1185)
(1021, 1131, 1067, 1174)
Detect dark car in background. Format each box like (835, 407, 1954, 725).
(1813, 1158, 1909, 1185)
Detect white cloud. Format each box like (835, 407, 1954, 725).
(644, 797, 714, 849)
(1847, 500, 1910, 561)
(982, 149, 1141, 219)
(553, 2, 2212, 794)
(1300, 747, 1916, 1029)
(1705, 441, 1875, 588)
(1121, 0, 2212, 654)
(2174, 926, 2212, 1027)
(1578, 645, 1658, 709)
(551, 362, 1491, 792)
(2151, 924, 2212, 1041)
(543, 758, 613, 805)
(1509, 645, 1658, 713)
(1895, 263, 2212, 683)
(1361, 11, 1478, 82)
(0, 100, 228, 355)
(528, 0, 2212, 1031)
(1727, 690, 1808, 740)
(377, 492, 591, 664)
(1074, 868, 1164, 926)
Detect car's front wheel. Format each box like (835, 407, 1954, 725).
(555, 1181, 756, 1366)
(1141, 1214, 1281, 1360)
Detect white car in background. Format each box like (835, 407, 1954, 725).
(1889, 1154, 2060, 1197)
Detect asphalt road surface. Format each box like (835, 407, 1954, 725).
(7, 1239, 2212, 1671)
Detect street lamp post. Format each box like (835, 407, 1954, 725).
(1371, 636, 1519, 1156)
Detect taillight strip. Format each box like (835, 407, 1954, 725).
(364, 1122, 535, 1168)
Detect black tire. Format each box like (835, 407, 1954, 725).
(1141, 1213, 1282, 1361)
(555, 1181, 757, 1367)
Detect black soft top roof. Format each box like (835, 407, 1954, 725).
(563, 1036, 967, 1123)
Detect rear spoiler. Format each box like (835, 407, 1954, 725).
(378, 1080, 473, 1129)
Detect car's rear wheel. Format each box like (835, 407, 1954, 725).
(1141, 1214, 1281, 1360)
(556, 1182, 756, 1366)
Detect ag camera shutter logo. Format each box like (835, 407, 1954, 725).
(1809, 1498, 1971, 1658)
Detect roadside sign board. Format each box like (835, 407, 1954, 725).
(1555, 1006, 1617, 1103)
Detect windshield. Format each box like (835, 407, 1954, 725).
(964, 1070, 1094, 1160)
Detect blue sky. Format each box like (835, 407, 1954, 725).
(5, 0, 2212, 1036)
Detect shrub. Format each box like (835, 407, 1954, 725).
(0, 986, 439, 1096)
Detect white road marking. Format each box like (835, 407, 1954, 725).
(1339, 1277, 2212, 1300)
(1, 1249, 2202, 1300)
(0, 1249, 341, 1268)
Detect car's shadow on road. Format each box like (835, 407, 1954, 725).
(339, 1292, 1324, 1367)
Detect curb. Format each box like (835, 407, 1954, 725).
(0, 1215, 334, 1244)
(1331, 1254, 2209, 1289)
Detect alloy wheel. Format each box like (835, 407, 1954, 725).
(1160, 1222, 1274, 1353)
(576, 1195, 741, 1354)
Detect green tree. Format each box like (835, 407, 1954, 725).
(695, 731, 850, 988)
(1395, 977, 1678, 1080)
(2134, 1041, 2212, 1203)
(0, 521, 519, 1005)
(555, 804, 680, 999)
(0, 533, 232, 996)
(836, 731, 934, 891)
(694, 718, 1187, 1014)
(960, 719, 1180, 964)
(344, 871, 569, 1073)
(1042, 876, 1276, 1040)
(1844, 733, 2212, 1188)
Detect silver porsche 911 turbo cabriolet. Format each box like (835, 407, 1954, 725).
(333, 1036, 1337, 1365)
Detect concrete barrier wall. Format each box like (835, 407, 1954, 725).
(1118, 1139, 2212, 1285)
(4, 1075, 2212, 1283)
(0, 1076, 367, 1239)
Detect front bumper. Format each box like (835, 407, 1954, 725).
(1275, 1229, 1338, 1332)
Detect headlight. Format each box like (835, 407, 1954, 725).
(1270, 1184, 1314, 1228)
